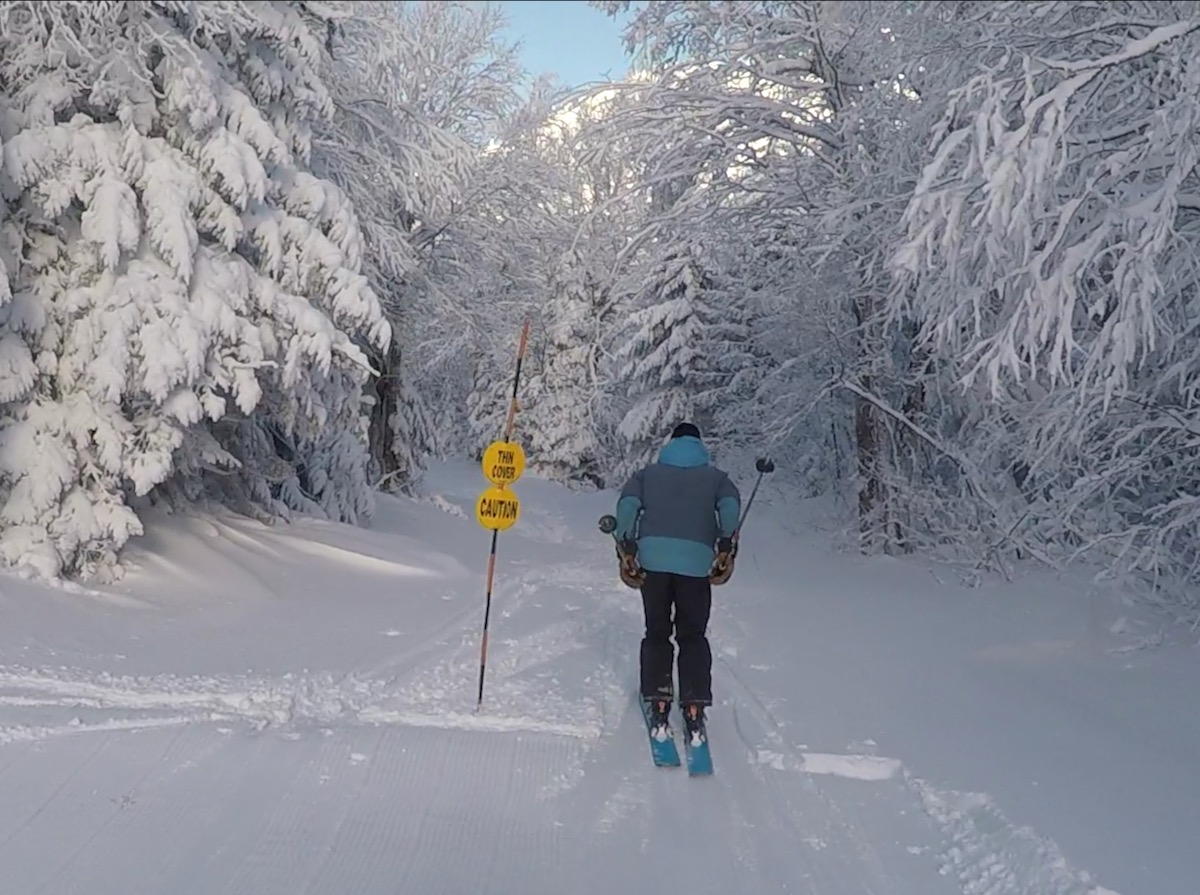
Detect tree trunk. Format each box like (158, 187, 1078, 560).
(854, 385, 882, 549)
(894, 314, 931, 553)
(367, 342, 402, 489)
(853, 291, 886, 553)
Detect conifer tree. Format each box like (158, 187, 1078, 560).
(614, 239, 710, 472)
(0, 2, 387, 578)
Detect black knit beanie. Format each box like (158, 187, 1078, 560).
(670, 422, 701, 440)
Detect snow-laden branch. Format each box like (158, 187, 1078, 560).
(1036, 19, 1200, 73)
(892, 8, 1200, 402)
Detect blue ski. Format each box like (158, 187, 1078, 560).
(639, 698, 681, 767)
(681, 709, 713, 776)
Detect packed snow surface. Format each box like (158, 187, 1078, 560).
(0, 461, 1195, 894)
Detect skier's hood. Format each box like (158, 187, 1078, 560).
(657, 435, 710, 468)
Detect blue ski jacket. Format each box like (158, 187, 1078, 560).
(614, 436, 741, 578)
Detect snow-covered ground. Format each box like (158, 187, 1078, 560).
(0, 460, 1195, 894)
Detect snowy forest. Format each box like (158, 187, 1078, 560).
(0, 0, 1198, 617)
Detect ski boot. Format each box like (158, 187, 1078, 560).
(681, 702, 707, 748)
(647, 698, 672, 742)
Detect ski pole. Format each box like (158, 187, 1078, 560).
(732, 456, 775, 545)
(476, 321, 530, 712)
(710, 457, 774, 586)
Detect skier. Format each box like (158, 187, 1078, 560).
(613, 422, 741, 741)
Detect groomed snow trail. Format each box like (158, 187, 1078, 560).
(0, 561, 956, 895)
(0, 468, 1140, 894)
(0, 723, 583, 894)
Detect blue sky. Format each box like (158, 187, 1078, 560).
(482, 1, 640, 89)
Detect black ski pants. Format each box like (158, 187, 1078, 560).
(639, 570, 712, 706)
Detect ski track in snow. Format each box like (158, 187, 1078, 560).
(0, 657, 1125, 895)
(0, 506, 1126, 894)
(913, 782, 1123, 895)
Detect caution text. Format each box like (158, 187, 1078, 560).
(479, 496, 518, 520)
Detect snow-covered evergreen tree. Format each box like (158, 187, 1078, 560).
(613, 239, 712, 473)
(311, 0, 525, 493)
(698, 245, 774, 460)
(526, 251, 607, 488)
(592, 0, 989, 549)
(0, 2, 387, 579)
(448, 79, 630, 477)
(465, 345, 520, 460)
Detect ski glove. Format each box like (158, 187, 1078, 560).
(619, 548, 644, 587)
(711, 536, 736, 586)
(712, 537, 735, 570)
(621, 539, 638, 558)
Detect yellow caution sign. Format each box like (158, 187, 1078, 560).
(476, 486, 521, 531)
(481, 441, 526, 486)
